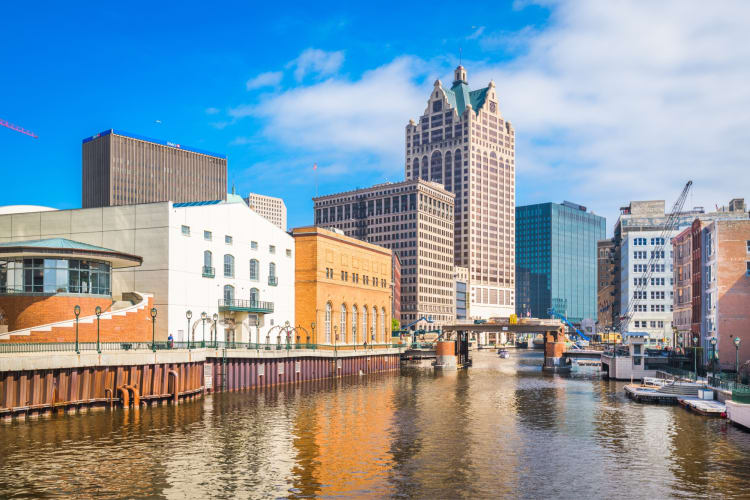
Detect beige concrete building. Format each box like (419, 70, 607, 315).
(314, 179, 454, 327)
(82, 129, 227, 208)
(244, 192, 287, 230)
(405, 65, 515, 319)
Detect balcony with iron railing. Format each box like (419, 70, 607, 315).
(218, 299, 274, 313)
(202, 266, 215, 278)
(268, 276, 278, 286)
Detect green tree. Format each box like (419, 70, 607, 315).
(391, 318, 400, 332)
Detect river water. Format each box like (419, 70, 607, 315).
(2, 350, 750, 499)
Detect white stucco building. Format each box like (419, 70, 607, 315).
(0, 197, 294, 343)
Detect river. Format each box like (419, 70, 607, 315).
(2, 350, 750, 499)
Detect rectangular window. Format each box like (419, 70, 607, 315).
(204, 230, 212, 240)
(225, 235, 233, 245)
(181, 225, 190, 236)
(746, 261, 750, 277)
(251, 241, 258, 250)
(286, 249, 292, 257)
(747, 240, 750, 253)
(269, 245, 276, 254)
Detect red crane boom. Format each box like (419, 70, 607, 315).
(0, 118, 38, 138)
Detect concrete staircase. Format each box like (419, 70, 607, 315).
(0, 292, 154, 343)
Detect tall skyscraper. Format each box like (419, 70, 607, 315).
(82, 129, 227, 208)
(515, 201, 605, 324)
(245, 192, 287, 230)
(405, 65, 515, 318)
(313, 179, 455, 326)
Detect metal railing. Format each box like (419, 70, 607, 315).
(0, 341, 403, 354)
(202, 266, 215, 278)
(268, 276, 278, 286)
(218, 298, 274, 312)
(708, 376, 750, 392)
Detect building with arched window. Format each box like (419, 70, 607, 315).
(293, 226, 391, 345)
(0, 198, 294, 343)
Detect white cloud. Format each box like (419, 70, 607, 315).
(249, 56, 430, 173)
(465, 0, 750, 228)
(230, 1, 750, 229)
(246, 71, 283, 90)
(205, 107, 220, 115)
(467, 26, 485, 39)
(287, 48, 345, 81)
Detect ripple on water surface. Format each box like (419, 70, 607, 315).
(2, 350, 750, 499)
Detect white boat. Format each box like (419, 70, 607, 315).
(497, 348, 510, 359)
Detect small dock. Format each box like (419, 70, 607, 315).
(678, 397, 726, 417)
(624, 384, 681, 404)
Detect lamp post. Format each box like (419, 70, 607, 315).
(310, 322, 316, 347)
(186, 310, 193, 349)
(735, 336, 742, 382)
(710, 337, 717, 379)
(95, 306, 102, 353)
(201, 312, 207, 347)
(212, 313, 218, 348)
(150, 307, 157, 352)
(73, 305, 81, 354)
(334, 325, 338, 354)
(693, 335, 699, 381)
(370, 326, 374, 350)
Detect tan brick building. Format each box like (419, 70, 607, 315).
(405, 65, 515, 319)
(293, 227, 392, 346)
(244, 192, 287, 230)
(597, 239, 616, 330)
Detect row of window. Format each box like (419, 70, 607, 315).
(633, 264, 667, 273)
(632, 237, 666, 246)
(324, 302, 388, 344)
(634, 277, 673, 286)
(182, 226, 291, 256)
(633, 320, 667, 328)
(222, 284, 261, 304)
(323, 267, 388, 287)
(203, 251, 277, 283)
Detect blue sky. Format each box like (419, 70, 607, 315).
(2, 1, 749, 233)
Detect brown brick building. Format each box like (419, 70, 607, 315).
(82, 129, 227, 208)
(292, 227, 392, 346)
(597, 239, 616, 330)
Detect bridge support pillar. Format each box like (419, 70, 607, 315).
(543, 328, 571, 373)
(434, 341, 458, 370)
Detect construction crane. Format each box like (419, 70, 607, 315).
(617, 180, 693, 339)
(0, 118, 38, 138)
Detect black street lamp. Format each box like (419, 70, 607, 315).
(735, 336, 742, 382)
(710, 337, 717, 379)
(201, 312, 207, 347)
(334, 325, 338, 353)
(310, 322, 316, 347)
(186, 310, 193, 349)
(150, 307, 157, 352)
(212, 313, 218, 348)
(95, 306, 102, 353)
(693, 335, 699, 380)
(73, 305, 81, 354)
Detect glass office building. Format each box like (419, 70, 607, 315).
(516, 201, 605, 324)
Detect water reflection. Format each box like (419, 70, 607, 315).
(2, 352, 750, 498)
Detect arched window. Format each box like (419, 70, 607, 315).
(420, 156, 429, 179)
(325, 302, 332, 344)
(224, 254, 234, 278)
(352, 306, 358, 344)
(381, 308, 386, 343)
(269, 262, 277, 285)
(411, 158, 419, 178)
(372, 306, 377, 343)
(362, 306, 368, 344)
(430, 151, 442, 183)
(223, 285, 234, 303)
(203, 250, 212, 269)
(250, 287, 259, 304)
(249, 259, 259, 281)
(340, 304, 347, 344)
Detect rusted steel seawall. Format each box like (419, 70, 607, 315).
(0, 349, 401, 421)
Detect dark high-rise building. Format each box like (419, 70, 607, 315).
(516, 201, 605, 324)
(82, 129, 227, 208)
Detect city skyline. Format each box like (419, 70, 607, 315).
(3, 1, 750, 234)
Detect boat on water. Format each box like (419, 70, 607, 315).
(497, 348, 510, 359)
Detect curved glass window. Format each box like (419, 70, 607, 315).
(340, 304, 347, 343)
(223, 285, 234, 302)
(372, 306, 377, 343)
(325, 302, 332, 344)
(352, 306, 358, 344)
(0, 258, 111, 296)
(362, 306, 368, 344)
(381, 308, 386, 343)
(250, 287, 259, 304)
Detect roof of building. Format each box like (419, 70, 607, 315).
(82, 129, 227, 159)
(444, 81, 489, 115)
(173, 194, 246, 208)
(0, 238, 142, 268)
(0, 205, 57, 215)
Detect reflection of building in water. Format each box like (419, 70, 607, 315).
(290, 377, 397, 496)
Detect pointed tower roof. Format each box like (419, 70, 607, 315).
(442, 65, 490, 115)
